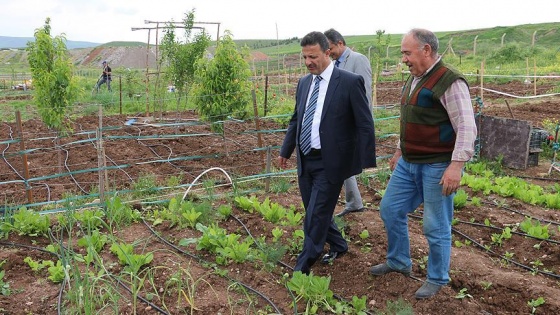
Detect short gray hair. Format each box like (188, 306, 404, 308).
(407, 28, 439, 57)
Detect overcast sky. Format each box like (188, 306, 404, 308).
(2, 0, 559, 44)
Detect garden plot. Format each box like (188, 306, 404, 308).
(0, 82, 559, 314)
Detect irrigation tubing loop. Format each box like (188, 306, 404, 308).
(141, 219, 283, 314)
(406, 212, 560, 280)
(182, 167, 234, 200)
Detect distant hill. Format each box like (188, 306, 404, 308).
(1, 22, 559, 71)
(0, 36, 101, 49)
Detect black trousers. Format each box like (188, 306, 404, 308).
(294, 151, 348, 274)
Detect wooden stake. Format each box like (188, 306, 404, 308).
(480, 61, 485, 103)
(97, 104, 105, 203)
(251, 89, 265, 170)
(504, 99, 515, 119)
(15, 111, 33, 204)
(265, 146, 271, 192)
(264, 75, 269, 116)
(533, 58, 537, 96)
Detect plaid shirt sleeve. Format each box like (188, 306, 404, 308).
(440, 80, 478, 162)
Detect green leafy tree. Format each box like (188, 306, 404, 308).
(26, 17, 78, 132)
(160, 9, 210, 110)
(192, 30, 252, 132)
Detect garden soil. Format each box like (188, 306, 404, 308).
(1, 80, 560, 314)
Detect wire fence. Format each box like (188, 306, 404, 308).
(2, 70, 560, 213)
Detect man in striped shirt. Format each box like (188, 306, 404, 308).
(369, 28, 477, 300)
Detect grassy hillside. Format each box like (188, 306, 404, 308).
(1, 22, 558, 74)
(240, 22, 560, 58)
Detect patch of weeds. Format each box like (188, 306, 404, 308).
(166, 174, 183, 188)
(417, 256, 428, 271)
(105, 195, 141, 229)
(0, 260, 11, 296)
(255, 236, 287, 271)
(132, 172, 159, 197)
(480, 280, 493, 290)
(357, 172, 370, 187)
(376, 297, 413, 315)
(269, 176, 292, 193)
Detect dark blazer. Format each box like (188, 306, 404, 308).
(280, 67, 376, 183)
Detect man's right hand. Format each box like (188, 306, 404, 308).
(278, 156, 288, 169)
(389, 149, 402, 171)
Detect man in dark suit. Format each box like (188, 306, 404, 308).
(278, 31, 376, 274)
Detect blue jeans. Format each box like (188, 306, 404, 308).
(380, 158, 454, 285)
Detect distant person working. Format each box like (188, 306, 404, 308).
(95, 60, 112, 92)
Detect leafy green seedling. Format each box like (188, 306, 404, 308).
(359, 229, 369, 240)
(455, 288, 472, 299)
(528, 297, 545, 315)
(480, 281, 492, 290)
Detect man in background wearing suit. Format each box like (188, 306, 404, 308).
(324, 28, 373, 217)
(278, 31, 376, 275)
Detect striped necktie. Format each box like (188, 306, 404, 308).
(335, 60, 340, 67)
(300, 76, 322, 155)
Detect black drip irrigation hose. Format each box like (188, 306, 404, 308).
(79, 122, 134, 182)
(108, 274, 169, 314)
(230, 214, 294, 271)
(141, 218, 284, 314)
(452, 228, 560, 280)
(60, 145, 88, 194)
(453, 217, 560, 245)
(0, 240, 61, 257)
(481, 199, 560, 227)
(0, 240, 65, 315)
(230, 214, 397, 315)
(406, 213, 560, 280)
(46, 227, 170, 315)
(112, 120, 199, 181)
(2, 123, 52, 201)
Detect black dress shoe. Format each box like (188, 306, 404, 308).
(321, 249, 348, 264)
(335, 208, 365, 217)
